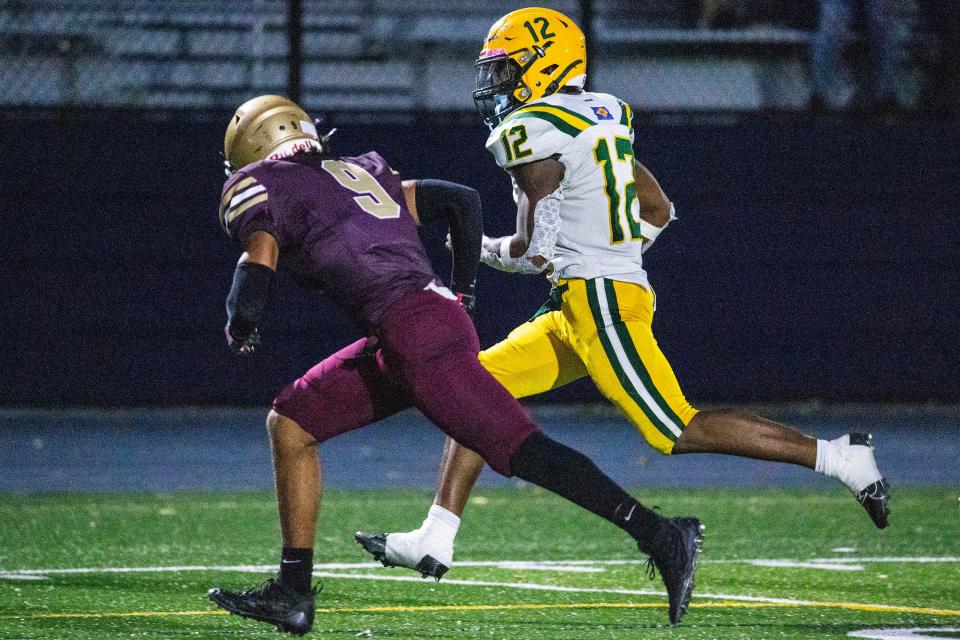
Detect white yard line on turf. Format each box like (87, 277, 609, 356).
(311, 571, 839, 606)
(312, 571, 666, 598)
(745, 560, 864, 571)
(0, 564, 279, 576)
(308, 571, 958, 611)
(3, 559, 958, 613)
(0, 561, 603, 575)
(2, 556, 958, 578)
(0, 563, 839, 606)
(310, 572, 960, 611)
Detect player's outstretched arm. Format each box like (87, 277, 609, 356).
(633, 159, 676, 253)
(480, 158, 565, 274)
(401, 179, 481, 312)
(224, 230, 278, 355)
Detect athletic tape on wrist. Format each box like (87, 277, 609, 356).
(640, 202, 676, 254)
(498, 235, 516, 269)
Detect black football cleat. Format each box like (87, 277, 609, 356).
(856, 477, 891, 529)
(643, 517, 704, 625)
(208, 577, 317, 636)
(847, 433, 891, 529)
(355, 531, 449, 580)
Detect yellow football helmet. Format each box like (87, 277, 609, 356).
(223, 95, 322, 173)
(473, 7, 587, 126)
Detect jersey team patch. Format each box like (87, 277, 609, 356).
(591, 106, 614, 120)
(219, 176, 268, 231)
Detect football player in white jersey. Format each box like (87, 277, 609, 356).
(358, 6, 890, 588)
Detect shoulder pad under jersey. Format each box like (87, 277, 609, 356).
(485, 102, 597, 169)
(614, 97, 635, 144)
(219, 168, 270, 238)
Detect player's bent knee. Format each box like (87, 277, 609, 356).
(673, 409, 733, 453)
(648, 406, 699, 456)
(266, 410, 316, 450)
(629, 415, 681, 456)
(651, 437, 676, 456)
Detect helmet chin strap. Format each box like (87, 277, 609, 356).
(545, 59, 585, 96)
(565, 73, 586, 89)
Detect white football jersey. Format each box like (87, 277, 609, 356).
(486, 91, 648, 287)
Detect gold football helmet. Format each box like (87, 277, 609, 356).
(473, 7, 587, 126)
(223, 95, 322, 173)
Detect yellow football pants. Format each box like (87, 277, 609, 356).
(479, 278, 698, 454)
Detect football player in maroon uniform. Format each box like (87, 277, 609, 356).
(206, 95, 703, 634)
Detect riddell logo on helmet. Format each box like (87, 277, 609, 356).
(268, 139, 321, 161)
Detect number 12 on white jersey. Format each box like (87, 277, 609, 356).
(593, 136, 641, 245)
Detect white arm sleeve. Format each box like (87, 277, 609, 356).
(478, 188, 564, 275)
(525, 187, 562, 264)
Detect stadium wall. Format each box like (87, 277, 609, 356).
(2, 113, 957, 406)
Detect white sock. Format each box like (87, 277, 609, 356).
(422, 504, 460, 539)
(815, 438, 833, 476)
(384, 505, 459, 569)
(815, 435, 882, 493)
(416, 505, 459, 556)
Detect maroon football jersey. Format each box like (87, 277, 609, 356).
(218, 150, 437, 325)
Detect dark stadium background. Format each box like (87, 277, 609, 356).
(1, 1, 958, 408)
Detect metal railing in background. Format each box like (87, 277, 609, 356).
(0, 0, 947, 114)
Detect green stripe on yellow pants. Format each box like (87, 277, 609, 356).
(479, 277, 697, 454)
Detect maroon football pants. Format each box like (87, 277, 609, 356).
(273, 287, 541, 476)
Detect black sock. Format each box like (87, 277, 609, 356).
(510, 432, 663, 551)
(278, 547, 313, 593)
(612, 497, 663, 554)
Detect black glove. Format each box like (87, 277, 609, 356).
(225, 325, 261, 356)
(225, 261, 272, 356)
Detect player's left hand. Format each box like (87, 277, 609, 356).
(225, 325, 261, 356)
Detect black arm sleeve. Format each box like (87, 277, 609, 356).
(414, 179, 482, 294)
(225, 261, 274, 340)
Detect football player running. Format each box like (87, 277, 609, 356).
(357, 6, 890, 590)
(206, 95, 703, 634)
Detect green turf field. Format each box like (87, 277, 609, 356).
(1, 487, 958, 639)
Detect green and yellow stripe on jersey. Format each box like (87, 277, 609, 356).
(218, 176, 268, 231)
(616, 99, 633, 132)
(503, 103, 596, 138)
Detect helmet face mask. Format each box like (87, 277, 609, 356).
(473, 8, 586, 127)
(473, 56, 526, 127)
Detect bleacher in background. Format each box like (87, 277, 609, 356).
(0, 0, 924, 112)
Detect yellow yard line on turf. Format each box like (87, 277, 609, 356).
(5, 601, 960, 620)
(7, 610, 229, 620)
